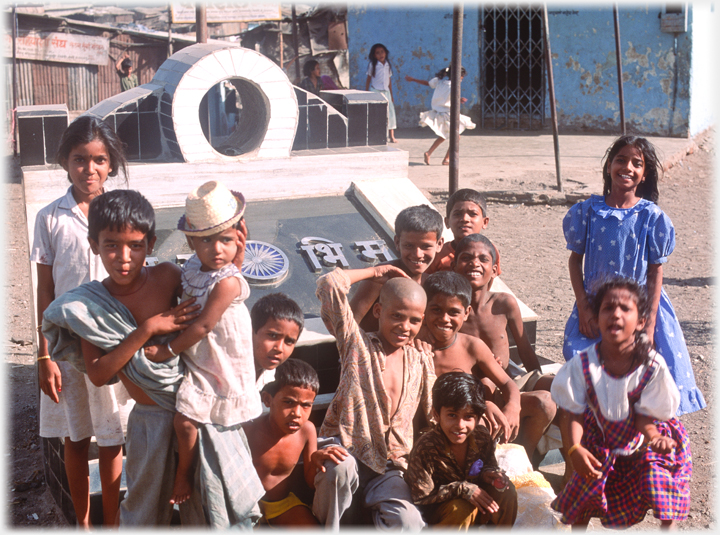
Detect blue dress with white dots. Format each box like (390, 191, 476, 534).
(562, 195, 706, 415)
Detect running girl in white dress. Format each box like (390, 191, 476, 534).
(405, 65, 476, 165)
(33, 115, 134, 526)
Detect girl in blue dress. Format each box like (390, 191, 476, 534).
(562, 135, 705, 415)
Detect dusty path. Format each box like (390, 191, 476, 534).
(4, 130, 715, 529)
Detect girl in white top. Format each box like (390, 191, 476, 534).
(365, 43, 398, 143)
(405, 66, 476, 165)
(145, 180, 260, 506)
(32, 115, 134, 527)
(550, 277, 691, 529)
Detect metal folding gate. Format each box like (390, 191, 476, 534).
(480, 4, 545, 129)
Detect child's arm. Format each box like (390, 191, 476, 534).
(349, 279, 382, 323)
(389, 77, 393, 102)
(345, 265, 409, 286)
(307, 434, 350, 489)
(404, 75, 430, 86)
(568, 251, 599, 339)
(635, 413, 676, 454)
(365, 75, 371, 91)
(145, 277, 242, 362)
(645, 264, 663, 347)
(36, 264, 62, 403)
(231, 219, 248, 271)
(559, 408, 602, 480)
(501, 293, 542, 372)
(471, 339, 521, 442)
(81, 299, 199, 386)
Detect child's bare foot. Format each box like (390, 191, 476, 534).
(442, 158, 449, 165)
(169, 471, 193, 505)
(424, 152, 431, 165)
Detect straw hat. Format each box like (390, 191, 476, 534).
(177, 181, 245, 237)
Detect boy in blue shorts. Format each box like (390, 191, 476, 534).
(350, 204, 444, 332)
(42, 190, 264, 527)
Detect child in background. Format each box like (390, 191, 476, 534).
(300, 60, 323, 96)
(251, 293, 304, 390)
(551, 278, 691, 529)
(350, 204, 443, 332)
(453, 234, 556, 462)
(245, 359, 350, 526)
(405, 66, 475, 165)
(365, 43, 398, 143)
(145, 181, 261, 505)
(32, 115, 134, 527)
(406, 372, 516, 528)
(419, 271, 521, 444)
(562, 135, 705, 416)
(115, 52, 138, 91)
(426, 188, 501, 279)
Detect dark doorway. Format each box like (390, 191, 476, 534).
(480, 5, 545, 129)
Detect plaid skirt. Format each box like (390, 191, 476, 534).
(551, 417, 692, 527)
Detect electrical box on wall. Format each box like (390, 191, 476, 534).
(660, 3, 688, 33)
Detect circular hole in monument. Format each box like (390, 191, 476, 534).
(199, 77, 270, 157)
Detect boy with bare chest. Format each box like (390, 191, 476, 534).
(316, 265, 436, 529)
(245, 359, 349, 526)
(418, 271, 521, 443)
(452, 234, 556, 462)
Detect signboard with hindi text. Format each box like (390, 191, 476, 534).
(171, 3, 281, 23)
(4, 32, 109, 66)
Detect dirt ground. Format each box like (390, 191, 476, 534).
(4, 130, 715, 529)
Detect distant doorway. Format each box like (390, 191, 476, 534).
(480, 5, 545, 129)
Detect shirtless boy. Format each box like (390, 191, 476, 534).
(452, 233, 556, 462)
(317, 265, 435, 529)
(42, 190, 263, 527)
(419, 270, 521, 443)
(351, 204, 443, 332)
(244, 359, 349, 526)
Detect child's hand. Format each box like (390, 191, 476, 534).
(577, 302, 600, 339)
(569, 445, 602, 480)
(143, 344, 173, 363)
(413, 337, 434, 355)
(371, 264, 410, 282)
(38, 358, 62, 404)
(311, 445, 349, 472)
(144, 298, 200, 336)
(461, 97, 468, 103)
(481, 468, 510, 492)
(232, 219, 248, 270)
(467, 486, 500, 514)
(648, 435, 676, 454)
(404, 75, 413, 82)
(481, 400, 511, 442)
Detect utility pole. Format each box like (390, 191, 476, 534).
(196, 4, 207, 43)
(448, 5, 463, 195)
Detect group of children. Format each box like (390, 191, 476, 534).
(34, 113, 702, 530)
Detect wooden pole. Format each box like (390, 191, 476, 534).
(449, 4, 463, 196)
(279, 30, 284, 68)
(613, 4, 626, 135)
(291, 5, 300, 83)
(542, 5, 562, 192)
(167, 4, 173, 57)
(12, 3, 18, 156)
(196, 4, 207, 43)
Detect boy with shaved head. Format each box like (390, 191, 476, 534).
(315, 266, 436, 529)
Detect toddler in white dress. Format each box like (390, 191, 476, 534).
(146, 180, 260, 505)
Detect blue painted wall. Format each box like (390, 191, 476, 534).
(347, 5, 713, 137)
(546, 5, 692, 136)
(347, 6, 480, 128)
